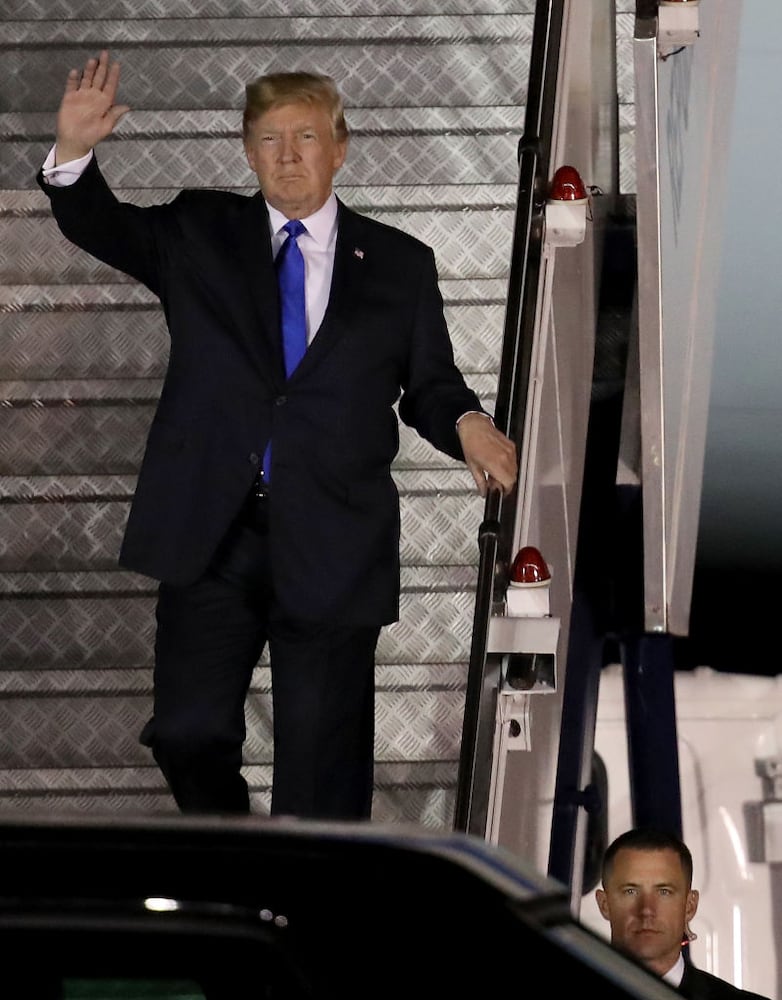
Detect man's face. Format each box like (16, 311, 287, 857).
(595, 847, 699, 977)
(244, 100, 347, 220)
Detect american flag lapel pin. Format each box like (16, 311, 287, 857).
(353, 247, 364, 260)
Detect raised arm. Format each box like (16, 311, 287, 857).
(55, 49, 130, 165)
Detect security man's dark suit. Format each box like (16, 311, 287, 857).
(38, 156, 486, 818)
(678, 964, 771, 1000)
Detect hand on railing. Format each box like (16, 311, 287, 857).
(456, 412, 518, 498)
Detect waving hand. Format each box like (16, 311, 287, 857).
(55, 49, 130, 165)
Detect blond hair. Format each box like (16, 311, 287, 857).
(243, 71, 349, 142)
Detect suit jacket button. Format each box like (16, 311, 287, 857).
(275, 395, 287, 406)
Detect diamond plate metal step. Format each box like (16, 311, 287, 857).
(0, 269, 508, 371)
(5, 0, 535, 15)
(0, 659, 471, 768)
(3, 17, 534, 118)
(3, 106, 526, 179)
(1, 194, 518, 283)
(0, 473, 482, 571)
(0, 384, 497, 476)
(0, 759, 463, 826)
(0, 284, 506, 380)
(0, 567, 478, 659)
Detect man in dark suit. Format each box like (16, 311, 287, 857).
(38, 50, 518, 821)
(595, 828, 771, 1000)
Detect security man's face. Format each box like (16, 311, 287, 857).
(595, 847, 699, 978)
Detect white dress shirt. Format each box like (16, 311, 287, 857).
(267, 198, 337, 344)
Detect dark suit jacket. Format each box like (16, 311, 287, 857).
(678, 963, 771, 1000)
(38, 156, 485, 626)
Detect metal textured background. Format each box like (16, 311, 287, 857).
(0, 2, 635, 824)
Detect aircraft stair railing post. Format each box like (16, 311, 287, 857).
(622, 0, 685, 839)
(625, 0, 744, 841)
(453, 0, 567, 839)
(549, 0, 687, 899)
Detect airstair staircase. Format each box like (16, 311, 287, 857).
(1, 0, 541, 824)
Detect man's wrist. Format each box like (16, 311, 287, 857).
(456, 410, 494, 429)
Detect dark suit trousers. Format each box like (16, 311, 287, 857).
(140, 491, 381, 820)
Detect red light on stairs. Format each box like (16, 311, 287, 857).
(510, 546, 551, 586)
(548, 165, 587, 202)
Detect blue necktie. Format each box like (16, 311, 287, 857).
(263, 219, 307, 483)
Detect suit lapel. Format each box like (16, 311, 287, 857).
(293, 200, 366, 375)
(234, 193, 286, 386)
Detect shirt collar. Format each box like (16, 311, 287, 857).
(266, 192, 338, 248)
(662, 953, 686, 987)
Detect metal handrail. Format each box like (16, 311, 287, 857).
(453, 0, 566, 835)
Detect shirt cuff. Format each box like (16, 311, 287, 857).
(456, 410, 494, 429)
(41, 145, 93, 186)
